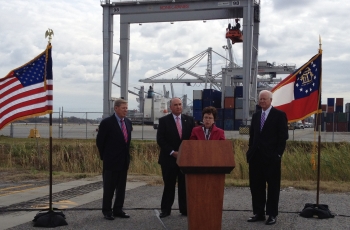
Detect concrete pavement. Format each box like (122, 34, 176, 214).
(1, 175, 350, 230)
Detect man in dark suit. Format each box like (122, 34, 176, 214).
(96, 99, 132, 220)
(246, 90, 288, 225)
(157, 97, 195, 218)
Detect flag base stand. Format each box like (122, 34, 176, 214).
(33, 208, 68, 227)
(300, 203, 335, 219)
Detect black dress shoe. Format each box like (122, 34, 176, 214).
(159, 211, 170, 218)
(247, 214, 266, 222)
(104, 214, 115, 220)
(265, 215, 276, 225)
(113, 211, 130, 218)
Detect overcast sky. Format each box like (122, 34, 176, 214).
(1, 0, 349, 118)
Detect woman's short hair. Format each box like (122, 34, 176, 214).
(202, 106, 217, 120)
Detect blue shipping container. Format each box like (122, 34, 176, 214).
(202, 99, 213, 108)
(193, 99, 202, 110)
(327, 98, 335, 106)
(215, 120, 224, 129)
(193, 109, 202, 121)
(335, 105, 343, 113)
(235, 86, 243, 97)
(202, 89, 214, 100)
(224, 119, 234, 131)
(216, 108, 223, 120)
(234, 119, 243, 130)
(224, 109, 235, 119)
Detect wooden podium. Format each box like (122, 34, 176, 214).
(177, 140, 235, 230)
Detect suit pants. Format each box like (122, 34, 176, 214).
(249, 153, 281, 217)
(160, 163, 187, 214)
(102, 169, 128, 215)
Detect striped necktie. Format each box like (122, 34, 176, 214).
(260, 111, 266, 131)
(121, 119, 128, 143)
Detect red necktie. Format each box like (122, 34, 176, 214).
(121, 119, 128, 143)
(176, 116, 182, 139)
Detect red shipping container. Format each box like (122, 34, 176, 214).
(326, 122, 335, 132)
(224, 97, 235, 108)
(321, 104, 327, 111)
(327, 106, 334, 113)
(336, 98, 344, 106)
(336, 122, 348, 132)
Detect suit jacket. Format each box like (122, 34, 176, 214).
(157, 113, 195, 167)
(189, 125, 225, 140)
(246, 107, 288, 163)
(96, 114, 133, 171)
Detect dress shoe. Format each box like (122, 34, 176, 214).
(159, 211, 170, 218)
(247, 214, 266, 222)
(113, 211, 130, 218)
(104, 214, 115, 220)
(265, 215, 276, 225)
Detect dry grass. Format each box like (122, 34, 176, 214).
(1, 137, 350, 192)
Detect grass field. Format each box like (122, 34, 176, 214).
(1, 137, 349, 192)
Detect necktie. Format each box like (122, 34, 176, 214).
(121, 119, 128, 143)
(260, 111, 266, 131)
(176, 116, 182, 139)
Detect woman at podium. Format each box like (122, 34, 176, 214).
(190, 106, 225, 140)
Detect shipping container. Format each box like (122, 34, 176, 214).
(326, 122, 335, 132)
(335, 113, 347, 122)
(193, 109, 202, 121)
(224, 119, 234, 130)
(321, 104, 327, 111)
(224, 97, 234, 108)
(202, 99, 213, 108)
(193, 90, 202, 100)
(224, 86, 234, 97)
(224, 109, 235, 119)
(212, 90, 222, 108)
(346, 103, 350, 113)
(193, 99, 202, 110)
(215, 120, 224, 129)
(336, 98, 344, 106)
(235, 97, 243, 109)
(325, 113, 333, 123)
(327, 106, 334, 113)
(235, 86, 243, 97)
(216, 108, 223, 120)
(336, 122, 348, 132)
(335, 105, 343, 113)
(234, 119, 243, 130)
(327, 98, 335, 106)
(235, 108, 243, 120)
(202, 89, 214, 100)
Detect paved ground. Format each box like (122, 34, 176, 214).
(1, 176, 349, 230)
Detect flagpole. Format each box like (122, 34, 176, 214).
(316, 35, 323, 205)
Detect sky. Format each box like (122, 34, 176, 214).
(1, 0, 350, 119)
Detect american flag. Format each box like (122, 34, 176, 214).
(0, 45, 53, 130)
(271, 52, 322, 122)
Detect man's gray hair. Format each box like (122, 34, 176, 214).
(114, 98, 128, 107)
(259, 90, 273, 99)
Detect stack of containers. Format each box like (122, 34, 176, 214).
(335, 98, 347, 131)
(326, 98, 335, 132)
(202, 89, 221, 108)
(223, 86, 234, 130)
(192, 90, 202, 122)
(346, 103, 350, 131)
(315, 104, 327, 131)
(234, 86, 243, 130)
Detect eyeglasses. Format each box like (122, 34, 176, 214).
(203, 117, 214, 120)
